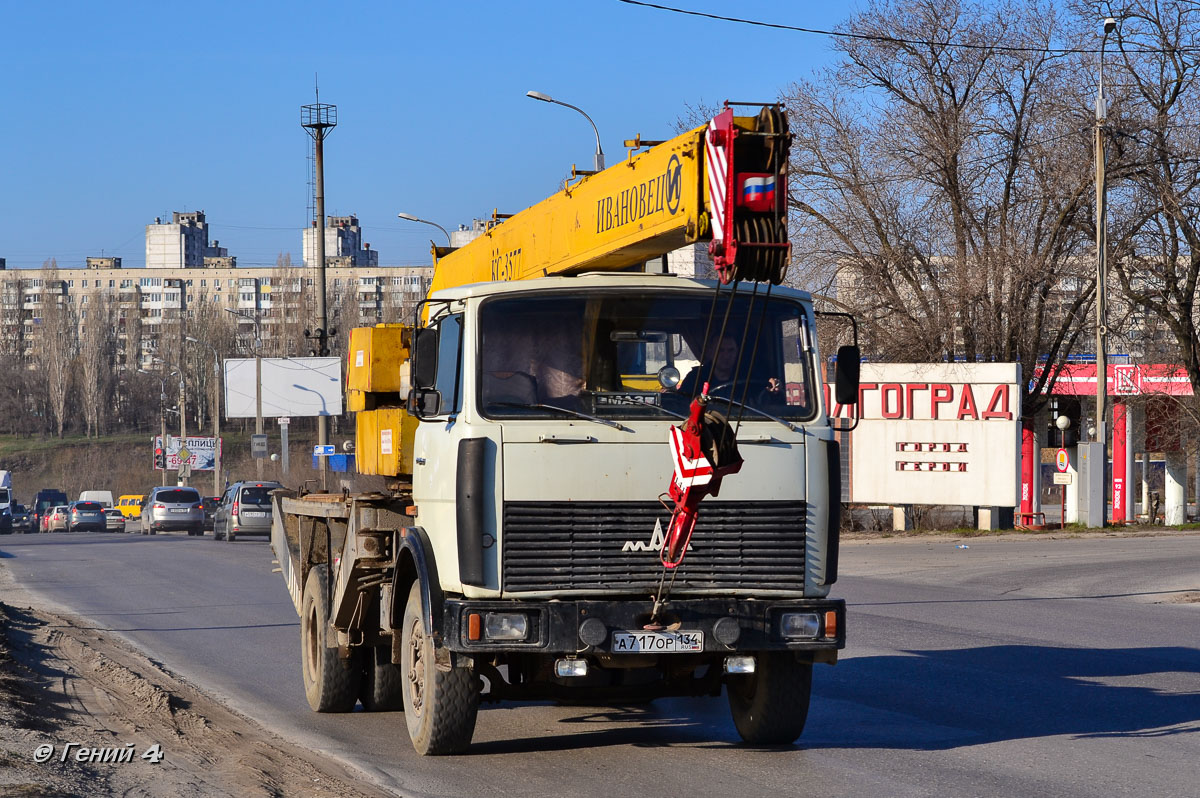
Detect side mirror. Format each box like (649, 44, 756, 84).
(408, 387, 443, 419)
(835, 345, 861, 406)
(412, 327, 438, 390)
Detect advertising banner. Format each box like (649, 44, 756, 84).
(154, 436, 221, 471)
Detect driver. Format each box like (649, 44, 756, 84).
(677, 333, 780, 401)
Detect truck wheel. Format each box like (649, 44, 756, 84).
(301, 565, 360, 712)
(400, 581, 478, 754)
(360, 644, 405, 712)
(727, 654, 813, 746)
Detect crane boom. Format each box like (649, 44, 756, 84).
(429, 104, 790, 295)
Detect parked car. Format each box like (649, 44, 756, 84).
(11, 504, 32, 534)
(117, 495, 144, 519)
(68, 501, 107, 532)
(104, 507, 126, 533)
(46, 505, 70, 533)
(213, 481, 283, 541)
(200, 496, 220, 531)
(33, 489, 68, 533)
(142, 486, 204, 536)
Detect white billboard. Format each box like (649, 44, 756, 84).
(831, 363, 1022, 507)
(224, 357, 343, 418)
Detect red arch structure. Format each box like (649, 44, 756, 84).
(1026, 364, 1192, 523)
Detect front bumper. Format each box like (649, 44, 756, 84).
(442, 597, 845, 656)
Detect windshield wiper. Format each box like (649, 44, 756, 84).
(710, 397, 799, 433)
(489, 402, 632, 432)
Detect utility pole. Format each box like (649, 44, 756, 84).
(179, 372, 187, 485)
(160, 387, 168, 487)
(1093, 17, 1117, 525)
(302, 90, 337, 492)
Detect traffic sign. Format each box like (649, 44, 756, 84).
(251, 434, 268, 458)
(313, 445, 336, 456)
(278, 417, 290, 427)
(1055, 448, 1069, 473)
(1052, 472, 1073, 485)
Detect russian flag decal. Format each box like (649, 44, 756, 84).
(738, 173, 776, 211)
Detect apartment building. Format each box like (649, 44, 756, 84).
(0, 213, 432, 367)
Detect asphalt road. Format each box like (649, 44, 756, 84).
(2, 527, 1199, 798)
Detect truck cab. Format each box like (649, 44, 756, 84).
(277, 273, 850, 755)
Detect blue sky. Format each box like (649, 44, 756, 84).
(0, 1, 854, 269)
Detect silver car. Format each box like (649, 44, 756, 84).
(213, 481, 282, 542)
(104, 507, 127, 533)
(143, 487, 204, 536)
(68, 501, 107, 532)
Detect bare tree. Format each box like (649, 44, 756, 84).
(34, 271, 78, 438)
(79, 290, 116, 437)
(784, 0, 1098, 413)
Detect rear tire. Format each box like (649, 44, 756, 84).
(300, 565, 360, 712)
(360, 643, 405, 712)
(727, 654, 812, 746)
(400, 581, 478, 755)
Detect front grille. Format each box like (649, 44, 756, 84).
(502, 501, 806, 593)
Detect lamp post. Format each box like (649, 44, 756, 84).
(1094, 16, 1117, 525)
(227, 308, 264, 480)
(186, 336, 221, 498)
(1056, 414, 1072, 528)
(397, 212, 451, 244)
(526, 90, 605, 172)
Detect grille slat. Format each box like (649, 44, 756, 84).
(502, 501, 807, 593)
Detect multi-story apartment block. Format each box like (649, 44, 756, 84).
(302, 215, 378, 268)
(0, 212, 432, 368)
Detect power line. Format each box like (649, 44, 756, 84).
(617, 0, 1198, 55)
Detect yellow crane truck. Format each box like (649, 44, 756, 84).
(271, 103, 860, 755)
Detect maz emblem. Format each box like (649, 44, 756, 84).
(622, 518, 693, 553)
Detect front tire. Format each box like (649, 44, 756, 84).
(300, 565, 360, 712)
(400, 581, 478, 755)
(727, 654, 813, 746)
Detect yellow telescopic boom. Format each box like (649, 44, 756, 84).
(429, 104, 790, 295)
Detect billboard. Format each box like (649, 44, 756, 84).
(828, 363, 1022, 507)
(224, 357, 343, 418)
(154, 436, 221, 471)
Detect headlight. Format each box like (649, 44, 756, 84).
(779, 612, 821, 639)
(484, 612, 529, 641)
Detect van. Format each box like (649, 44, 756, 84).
(213, 481, 283, 541)
(117, 495, 144, 519)
(32, 489, 68, 533)
(78, 490, 114, 508)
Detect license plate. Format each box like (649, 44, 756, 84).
(610, 630, 704, 653)
(243, 511, 266, 518)
(169, 508, 190, 514)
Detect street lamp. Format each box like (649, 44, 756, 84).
(226, 307, 265, 479)
(1056, 415, 1072, 528)
(1094, 16, 1117, 525)
(186, 336, 222, 497)
(526, 90, 605, 172)
(397, 212, 451, 244)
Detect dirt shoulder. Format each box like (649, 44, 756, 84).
(0, 597, 395, 798)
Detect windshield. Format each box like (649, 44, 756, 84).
(74, 502, 102, 512)
(37, 493, 67, 513)
(478, 291, 816, 422)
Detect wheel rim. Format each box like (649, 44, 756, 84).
(406, 617, 426, 716)
(304, 604, 320, 685)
